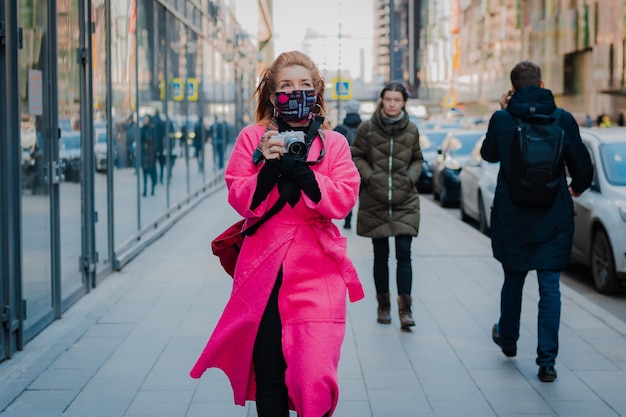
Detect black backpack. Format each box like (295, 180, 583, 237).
(508, 108, 565, 209)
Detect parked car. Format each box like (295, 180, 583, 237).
(431, 129, 486, 206)
(416, 129, 463, 193)
(570, 128, 626, 294)
(59, 130, 81, 182)
(94, 128, 112, 173)
(459, 136, 499, 235)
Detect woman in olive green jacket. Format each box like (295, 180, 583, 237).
(351, 82, 423, 330)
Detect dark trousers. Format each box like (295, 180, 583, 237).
(213, 142, 224, 169)
(157, 154, 166, 183)
(142, 166, 157, 196)
(253, 271, 289, 417)
(344, 210, 352, 226)
(498, 268, 561, 366)
(372, 235, 413, 295)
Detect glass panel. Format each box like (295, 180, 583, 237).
(187, 29, 204, 192)
(19, 0, 53, 327)
(136, 0, 166, 224)
(93, 1, 111, 272)
(58, 0, 85, 299)
(111, 0, 139, 249)
(166, 14, 190, 203)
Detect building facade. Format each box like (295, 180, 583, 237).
(373, 0, 423, 97)
(420, 0, 626, 120)
(0, 0, 270, 362)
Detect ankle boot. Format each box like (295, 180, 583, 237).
(397, 294, 415, 329)
(376, 293, 391, 324)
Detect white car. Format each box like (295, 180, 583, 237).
(571, 128, 626, 294)
(459, 136, 498, 235)
(94, 128, 108, 173)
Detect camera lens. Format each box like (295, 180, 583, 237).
(289, 141, 306, 159)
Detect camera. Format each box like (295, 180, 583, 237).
(274, 131, 308, 161)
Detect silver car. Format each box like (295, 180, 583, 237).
(571, 128, 626, 294)
(459, 136, 498, 235)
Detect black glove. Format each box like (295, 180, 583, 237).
(278, 153, 299, 175)
(277, 176, 301, 207)
(250, 160, 282, 210)
(292, 163, 321, 203)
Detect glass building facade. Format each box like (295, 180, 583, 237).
(0, 0, 261, 361)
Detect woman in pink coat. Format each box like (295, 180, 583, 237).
(190, 51, 364, 417)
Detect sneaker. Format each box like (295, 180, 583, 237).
(491, 324, 517, 357)
(538, 365, 557, 382)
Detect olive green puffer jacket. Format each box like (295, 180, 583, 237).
(351, 107, 423, 238)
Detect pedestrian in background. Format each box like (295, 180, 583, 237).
(152, 110, 167, 183)
(208, 116, 232, 170)
(350, 82, 423, 330)
(600, 114, 612, 128)
(139, 114, 158, 196)
(193, 118, 205, 173)
(334, 99, 362, 229)
(481, 60, 593, 382)
(190, 50, 364, 417)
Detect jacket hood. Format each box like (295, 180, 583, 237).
(342, 113, 362, 128)
(371, 105, 410, 135)
(506, 85, 557, 118)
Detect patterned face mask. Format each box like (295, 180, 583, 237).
(274, 89, 317, 122)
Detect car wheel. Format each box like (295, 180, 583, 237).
(478, 194, 489, 236)
(590, 228, 621, 294)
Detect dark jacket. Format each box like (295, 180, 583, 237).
(351, 105, 423, 238)
(480, 85, 593, 271)
(140, 124, 157, 169)
(335, 113, 362, 145)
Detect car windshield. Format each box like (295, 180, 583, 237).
(600, 143, 626, 186)
(60, 133, 81, 150)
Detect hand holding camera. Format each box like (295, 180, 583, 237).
(262, 131, 308, 162)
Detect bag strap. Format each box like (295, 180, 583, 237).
(241, 179, 293, 237)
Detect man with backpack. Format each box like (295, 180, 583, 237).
(334, 100, 362, 229)
(480, 61, 593, 382)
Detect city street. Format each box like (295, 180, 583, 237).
(1, 186, 626, 417)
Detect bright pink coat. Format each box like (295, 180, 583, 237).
(190, 124, 364, 417)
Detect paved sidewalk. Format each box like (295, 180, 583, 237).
(1, 185, 626, 417)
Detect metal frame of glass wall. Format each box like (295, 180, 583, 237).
(0, 0, 257, 362)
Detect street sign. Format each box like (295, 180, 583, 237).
(171, 78, 199, 101)
(442, 94, 456, 109)
(331, 77, 352, 100)
(187, 78, 198, 101)
(172, 78, 184, 101)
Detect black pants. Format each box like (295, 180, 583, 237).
(142, 166, 157, 196)
(372, 235, 413, 295)
(253, 271, 289, 417)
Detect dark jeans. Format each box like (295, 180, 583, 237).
(372, 235, 413, 295)
(142, 166, 157, 196)
(253, 271, 289, 417)
(344, 210, 352, 226)
(498, 268, 561, 366)
(157, 154, 166, 183)
(213, 142, 224, 169)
